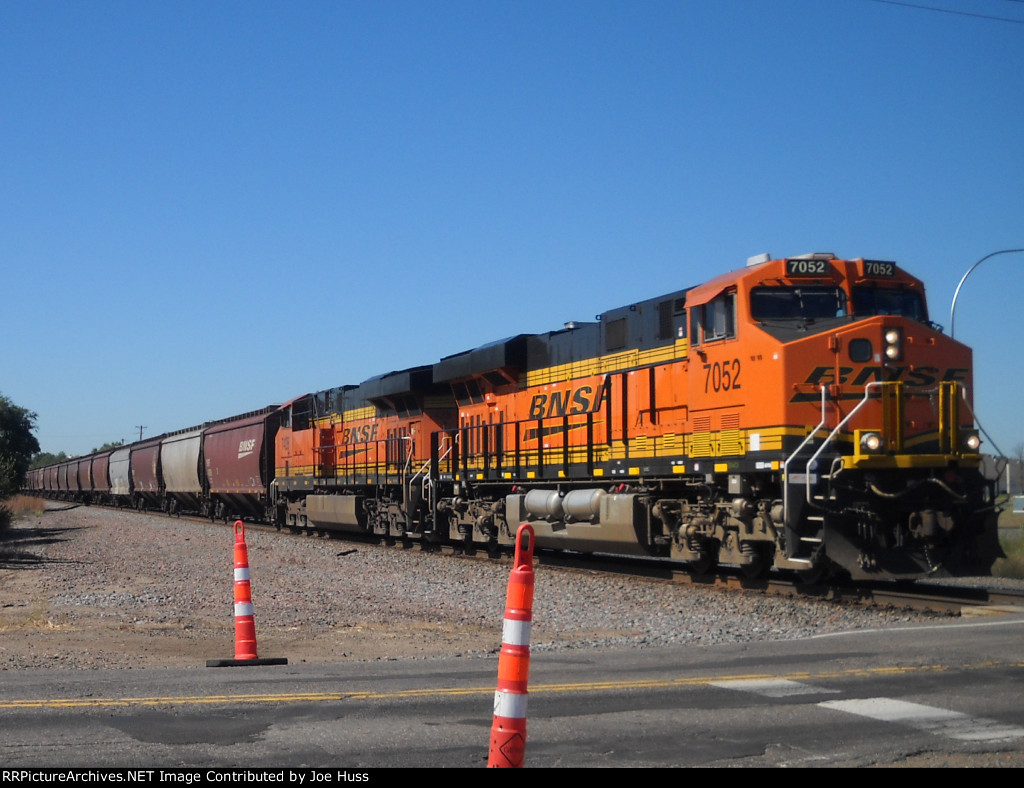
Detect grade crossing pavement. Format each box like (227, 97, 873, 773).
(2, 613, 1024, 767)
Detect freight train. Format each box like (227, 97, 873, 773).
(26, 253, 1002, 582)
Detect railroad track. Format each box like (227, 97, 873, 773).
(42, 500, 1024, 617)
(849, 582, 1024, 614)
(528, 549, 1024, 616)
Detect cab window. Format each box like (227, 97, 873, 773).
(852, 287, 927, 321)
(691, 292, 736, 344)
(751, 286, 846, 321)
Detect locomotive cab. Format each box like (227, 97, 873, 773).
(706, 254, 999, 580)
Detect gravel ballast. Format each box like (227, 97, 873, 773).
(0, 502, 995, 671)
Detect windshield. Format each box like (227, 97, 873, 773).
(852, 287, 927, 321)
(750, 286, 847, 321)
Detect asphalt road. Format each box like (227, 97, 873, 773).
(3, 607, 1024, 768)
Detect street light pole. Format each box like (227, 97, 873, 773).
(949, 248, 1024, 339)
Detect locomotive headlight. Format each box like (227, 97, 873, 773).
(883, 328, 902, 361)
(961, 431, 982, 453)
(860, 431, 883, 453)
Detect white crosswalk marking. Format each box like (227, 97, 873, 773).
(709, 679, 839, 698)
(711, 679, 1024, 744)
(819, 698, 1024, 742)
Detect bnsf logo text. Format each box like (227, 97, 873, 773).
(237, 438, 257, 459)
(803, 365, 969, 387)
(528, 384, 605, 419)
(342, 423, 380, 444)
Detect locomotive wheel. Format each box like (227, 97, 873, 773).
(740, 545, 771, 579)
(687, 552, 717, 575)
(796, 564, 829, 585)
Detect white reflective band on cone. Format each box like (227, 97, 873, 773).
(501, 618, 532, 646)
(493, 690, 528, 719)
(234, 567, 250, 581)
(234, 603, 254, 617)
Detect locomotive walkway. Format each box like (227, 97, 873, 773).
(3, 612, 1024, 767)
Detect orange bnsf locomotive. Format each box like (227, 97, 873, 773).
(29, 253, 1001, 582)
(271, 252, 999, 581)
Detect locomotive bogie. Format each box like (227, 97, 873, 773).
(434, 491, 508, 547)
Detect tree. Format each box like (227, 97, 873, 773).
(91, 440, 125, 454)
(30, 451, 69, 470)
(0, 393, 41, 498)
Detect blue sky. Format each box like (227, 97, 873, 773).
(2, 0, 1022, 458)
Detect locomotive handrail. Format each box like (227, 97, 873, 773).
(782, 386, 830, 528)
(402, 435, 415, 478)
(399, 435, 418, 533)
(409, 433, 453, 487)
(411, 433, 456, 528)
(409, 460, 432, 488)
(801, 381, 885, 509)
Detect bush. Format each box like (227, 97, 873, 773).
(0, 495, 44, 534)
(994, 528, 1024, 580)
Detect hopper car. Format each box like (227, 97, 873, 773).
(26, 253, 1002, 582)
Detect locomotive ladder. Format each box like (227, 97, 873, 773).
(408, 432, 456, 534)
(782, 381, 885, 563)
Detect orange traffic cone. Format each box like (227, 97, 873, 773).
(233, 519, 259, 659)
(487, 523, 535, 768)
(207, 521, 287, 668)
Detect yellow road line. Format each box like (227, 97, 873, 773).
(1, 661, 1019, 711)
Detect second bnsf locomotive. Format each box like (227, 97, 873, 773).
(30, 253, 1002, 581)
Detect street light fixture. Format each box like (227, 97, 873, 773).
(947, 248, 1024, 489)
(949, 248, 1024, 338)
